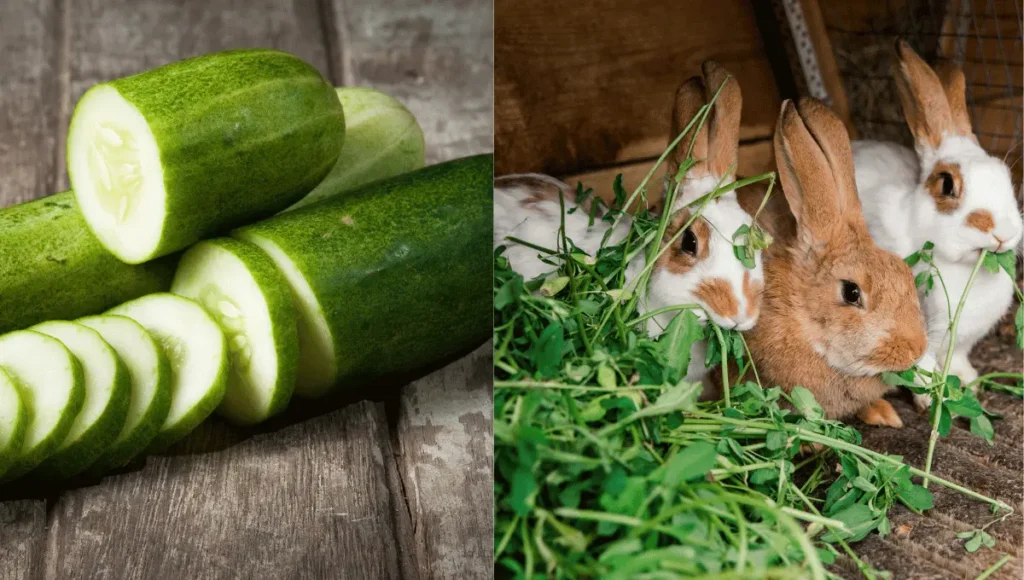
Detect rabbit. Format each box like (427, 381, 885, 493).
(494, 61, 766, 382)
(743, 97, 929, 427)
(852, 41, 1023, 410)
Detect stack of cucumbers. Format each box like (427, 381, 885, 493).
(0, 49, 491, 483)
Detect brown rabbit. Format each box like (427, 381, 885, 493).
(744, 98, 928, 427)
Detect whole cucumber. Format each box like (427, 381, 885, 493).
(234, 154, 493, 397)
(0, 192, 176, 334)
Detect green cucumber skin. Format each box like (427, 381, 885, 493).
(32, 325, 131, 480)
(174, 238, 299, 425)
(288, 87, 425, 211)
(0, 369, 27, 481)
(82, 315, 172, 475)
(234, 154, 493, 391)
(71, 49, 346, 259)
(0, 192, 176, 334)
(0, 331, 86, 482)
(108, 294, 228, 454)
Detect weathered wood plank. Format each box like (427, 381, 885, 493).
(0, 0, 63, 204)
(37, 402, 403, 580)
(390, 344, 493, 579)
(329, 0, 494, 164)
(495, 0, 781, 176)
(326, 2, 495, 577)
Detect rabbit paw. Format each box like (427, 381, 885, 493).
(857, 398, 904, 428)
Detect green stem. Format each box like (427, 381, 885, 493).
(924, 250, 988, 489)
(624, 303, 701, 326)
(974, 555, 1011, 580)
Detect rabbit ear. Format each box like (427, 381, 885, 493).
(933, 60, 976, 140)
(701, 61, 742, 181)
(669, 76, 710, 179)
(774, 98, 863, 246)
(892, 39, 961, 149)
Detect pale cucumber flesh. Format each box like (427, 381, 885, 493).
(0, 368, 26, 480)
(31, 321, 130, 478)
(78, 314, 171, 472)
(234, 233, 336, 397)
(108, 293, 227, 451)
(171, 239, 298, 425)
(0, 330, 84, 480)
(67, 86, 166, 264)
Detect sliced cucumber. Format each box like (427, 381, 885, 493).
(109, 293, 228, 451)
(234, 155, 492, 397)
(0, 368, 27, 480)
(0, 330, 84, 480)
(67, 49, 345, 264)
(30, 321, 130, 478)
(78, 315, 171, 472)
(171, 239, 298, 425)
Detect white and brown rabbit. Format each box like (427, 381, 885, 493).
(494, 61, 765, 382)
(744, 98, 928, 427)
(852, 41, 1023, 405)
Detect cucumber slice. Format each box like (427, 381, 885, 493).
(78, 315, 171, 472)
(234, 155, 492, 397)
(287, 87, 425, 211)
(0, 330, 85, 480)
(0, 368, 27, 480)
(171, 239, 298, 425)
(30, 321, 130, 478)
(109, 293, 228, 451)
(67, 49, 345, 264)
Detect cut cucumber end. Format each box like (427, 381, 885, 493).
(30, 321, 130, 479)
(108, 293, 227, 451)
(0, 368, 27, 480)
(68, 84, 166, 264)
(78, 315, 171, 473)
(234, 233, 337, 398)
(0, 330, 85, 481)
(172, 239, 299, 425)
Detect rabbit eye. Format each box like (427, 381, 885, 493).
(939, 172, 955, 197)
(680, 227, 698, 256)
(841, 280, 862, 307)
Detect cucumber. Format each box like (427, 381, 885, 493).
(0, 191, 175, 333)
(78, 315, 171, 473)
(171, 239, 299, 425)
(67, 49, 346, 264)
(0, 330, 85, 480)
(0, 368, 27, 480)
(31, 321, 130, 479)
(234, 154, 492, 397)
(288, 87, 425, 211)
(109, 294, 228, 451)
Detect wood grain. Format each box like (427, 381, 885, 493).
(0, 2, 493, 579)
(559, 139, 774, 209)
(327, 0, 494, 164)
(495, 0, 781, 176)
(0, 0, 62, 204)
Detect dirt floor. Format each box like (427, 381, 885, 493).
(834, 310, 1023, 579)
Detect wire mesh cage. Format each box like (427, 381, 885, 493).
(825, 0, 1020, 157)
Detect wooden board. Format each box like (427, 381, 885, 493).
(561, 139, 774, 209)
(0, 2, 492, 579)
(494, 0, 782, 176)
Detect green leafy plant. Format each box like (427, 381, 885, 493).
(493, 88, 1018, 578)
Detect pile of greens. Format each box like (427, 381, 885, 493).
(493, 105, 1021, 579)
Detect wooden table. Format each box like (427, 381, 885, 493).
(0, 2, 493, 579)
